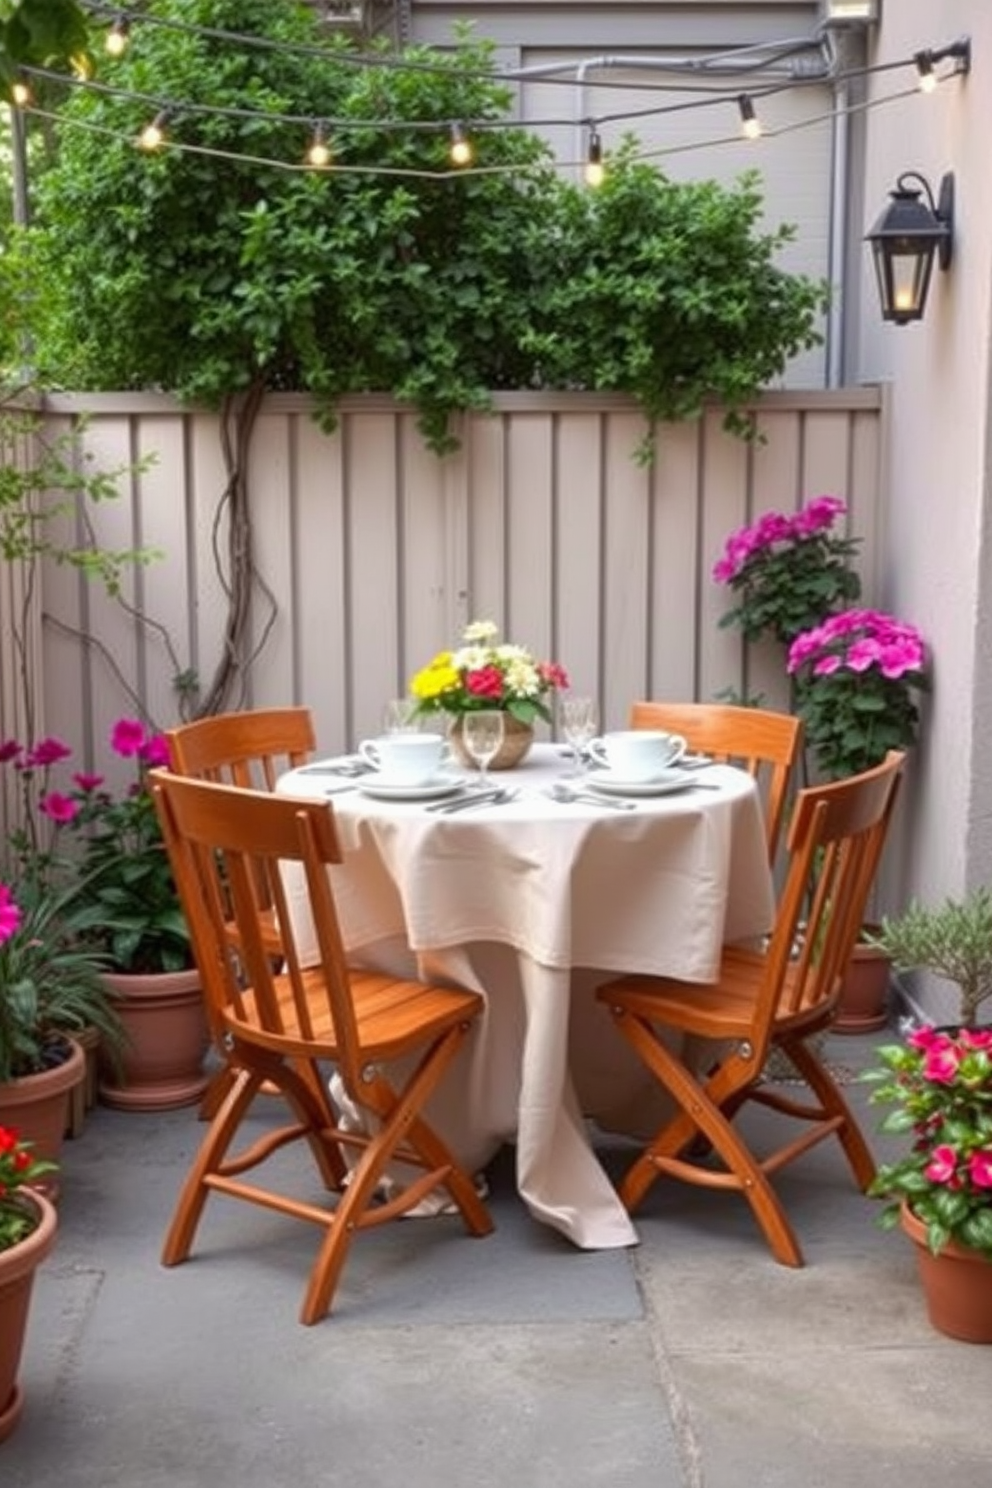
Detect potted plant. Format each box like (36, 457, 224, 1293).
(0, 877, 122, 1176)
(66, 720, 209, 1111)
(867, 888, 992, 1030)
(409, 619, 569, 769)
(713, 493, 863, 647)
(0, 1125, 58, 1443)
(864, 1025, 992, 1342)
(714, 501, 930, 1032)
(0, 718, 206, 1113)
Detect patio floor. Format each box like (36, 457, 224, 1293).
(5, 1027, 992, 1488)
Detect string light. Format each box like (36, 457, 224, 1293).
(8, 31, 970, 183)
(305, 123, 332, 169)
(449, 123, 473, 167)
(584, 128, 605, 188)
(138, 110, 171, 152)
(105, 16, 131, 58)
(10, 78, 32, 107)
(737, 94, 763, 140)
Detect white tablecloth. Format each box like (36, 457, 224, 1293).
(277, 744, 775, 1248)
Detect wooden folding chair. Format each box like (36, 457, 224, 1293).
(166, 708, 318, 1116)
(595, 750, 904, 1267)
(150, 770, 494, 1323)
(629, 701, 804, 865)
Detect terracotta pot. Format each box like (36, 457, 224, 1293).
(0, 1038, 85, 1200)
(0, 1188, 58, 1444)
(833, 934, 891, 1034)
(98, 968, 210, 1112)
(901, 1203, 992, 1343)
(449, 715, 535, 771)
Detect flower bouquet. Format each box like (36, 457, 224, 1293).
(409, 620, 569, 726)
(786, 607, 928, 779)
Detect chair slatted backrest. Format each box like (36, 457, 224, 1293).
(166, 708, 316, 930)
(753, 750, 904, 1032)
(150, 770, 366, 1090)
(628, 701, 804, 863)
(166, 707, 316, 789)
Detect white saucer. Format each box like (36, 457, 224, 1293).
(358, 774, 466, 802)
(587, 768, 695, 798)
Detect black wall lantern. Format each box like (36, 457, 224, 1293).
(866, 171, 955, 325)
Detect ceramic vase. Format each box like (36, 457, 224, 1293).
(449, 715, 534, 771)
(98, 968, 210, 1112)
(0, 1037, 85, 1201)
(901, 1203, 992, 1343)
(0, 1188, 58, 1443)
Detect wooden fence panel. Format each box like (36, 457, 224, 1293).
(3, 388, 882, 814)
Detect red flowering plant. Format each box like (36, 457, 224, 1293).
(0, 1124, 56, 1251)
(864, 1025, 992, 1261)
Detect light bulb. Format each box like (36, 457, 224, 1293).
(738, 96, 762, 141)
(106, 19, 130, 57)
(306, 127, 332, 169)
(10, 79, 31, 107)
(584, 129, 604, 188)
(450, 124, 472, 167)
(138, 112, 170, 151)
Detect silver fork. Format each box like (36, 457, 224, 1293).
(548, 783, 637, 811)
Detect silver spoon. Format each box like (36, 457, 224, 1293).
(548, 783, 637, 811)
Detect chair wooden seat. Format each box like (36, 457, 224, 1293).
(596, 750, 905, 1267)
(150, 769, 494, 1324)
(629, 701, 804, 864)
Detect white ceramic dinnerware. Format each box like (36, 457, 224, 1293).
(587, 729, 687, 781)
(358, 730, 450, 785)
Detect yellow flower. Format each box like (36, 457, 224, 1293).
(410, 653, 459, 700)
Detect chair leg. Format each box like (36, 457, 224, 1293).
(162, 1066, 262, 1265)
(299, 1026, 493, 1325)
(778, 1033, 877, 1189)
(611, 1010, 805, 1267)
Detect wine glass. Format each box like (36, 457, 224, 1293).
(461, 710, 505, 784)
(560, 695, 598, 775)
(382, 697, 419, 734)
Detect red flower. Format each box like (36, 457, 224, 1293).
(39, 791, 81, 825)
(923, 1145, 959, 1184)
(111, 718, 147, 757)
(465, 666, 505, 701)
(969, 1151, 992, 1189)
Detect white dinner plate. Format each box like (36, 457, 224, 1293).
(358, 774, 466, 802)
(587, 768, 696, 798)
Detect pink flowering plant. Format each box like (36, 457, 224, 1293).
(713, 495, 862, 646)
(786, 608, 928, 779)
(865, 1026, 992, 1261)
(409, 620, 569, 725)
(0, 1125, 56, 1251)
(0, 717, 191, 978)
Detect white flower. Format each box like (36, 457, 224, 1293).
(462, 619, 499, 644)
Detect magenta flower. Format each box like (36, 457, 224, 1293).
(0, 884, 20, 943)
(111, 718, 147, 758)
(0, 739, 22, 764)
(969, 1151, 992, 1189)
(72, 772, 105, 793)
(39, 791, 81, 825)
(24, 736, 72, 769)
(923, 1145, 959, 1184)
(922, 1044, 964, 1084)
(139, 734, 171, 768)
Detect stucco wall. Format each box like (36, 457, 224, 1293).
(857, 6, 992, 935)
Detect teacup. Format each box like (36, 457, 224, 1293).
(359, 731, 450, 785)
(587, 729, 687, 781)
